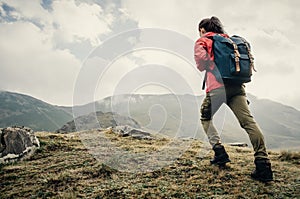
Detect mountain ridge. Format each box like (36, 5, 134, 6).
(0, 91, 72, 131)
(1, 91, 299, 150)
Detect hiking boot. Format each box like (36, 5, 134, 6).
(251, 159, 273, 182)
(210, 144, 231, 166)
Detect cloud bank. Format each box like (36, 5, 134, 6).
(0, 0, 299, 110)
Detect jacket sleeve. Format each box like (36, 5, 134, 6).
(194, 38, 212, 72)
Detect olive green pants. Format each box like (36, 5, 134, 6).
(200, 84, 269, 160)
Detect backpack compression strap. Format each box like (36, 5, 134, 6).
(227, 38, 241, 73)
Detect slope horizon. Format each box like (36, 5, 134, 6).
(1, 90, 299, 112)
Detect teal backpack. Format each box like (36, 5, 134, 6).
(202, 34, 255, 89)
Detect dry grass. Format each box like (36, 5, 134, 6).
(0, 130, 299, 198)
(279, 151, 300, 165)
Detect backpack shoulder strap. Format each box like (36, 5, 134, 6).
(202, 71, 207, 90)
(200, 35, 213, 90)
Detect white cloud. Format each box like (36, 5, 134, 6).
(0, 0, 116, 105)
(94, 55, 139, 100)
(0, 3, 5, 17)
(121, 0, 208, 38)
(130, 50, 203, 94)
(120, 0, 300, 110)
(51, 0, 112, 46)
(2, 0, 112, 46)
(0, 0, 299, 110)
(0, 21, 80, 105)
(3, 0, 51, 21)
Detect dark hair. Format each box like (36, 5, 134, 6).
(198, 16, 225, 34)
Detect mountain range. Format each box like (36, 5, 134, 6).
(0, 91, 71, 131)
(0, 91, 299, 150)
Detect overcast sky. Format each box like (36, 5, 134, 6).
(1, 0, 300, 110)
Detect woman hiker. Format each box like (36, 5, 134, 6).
(194, 16, 273, 182)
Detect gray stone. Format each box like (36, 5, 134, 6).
(228, 142, 248, 147)
(0, 126, 40, 163)
(114, 125, 153, 140)
(56, 111, 140, 133)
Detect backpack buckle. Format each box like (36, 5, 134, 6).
(234, 49, 240, 72)
(234, 49, 240, 57)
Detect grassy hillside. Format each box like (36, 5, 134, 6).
(0, 91, 72, 131)
(0, 130, 299, 198)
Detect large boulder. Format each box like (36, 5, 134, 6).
(0, 126, 40, 163)
(57, 111, 140, 133)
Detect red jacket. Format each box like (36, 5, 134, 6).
(194, 32, 229, 92)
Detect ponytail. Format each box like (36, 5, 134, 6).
(198, 16, 225, 34)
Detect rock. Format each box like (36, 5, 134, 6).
(114, 125, 153, 140)
(228, 142, 248, 147)
(56, 111, 140, 133)
(0, 126, 40, 164)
